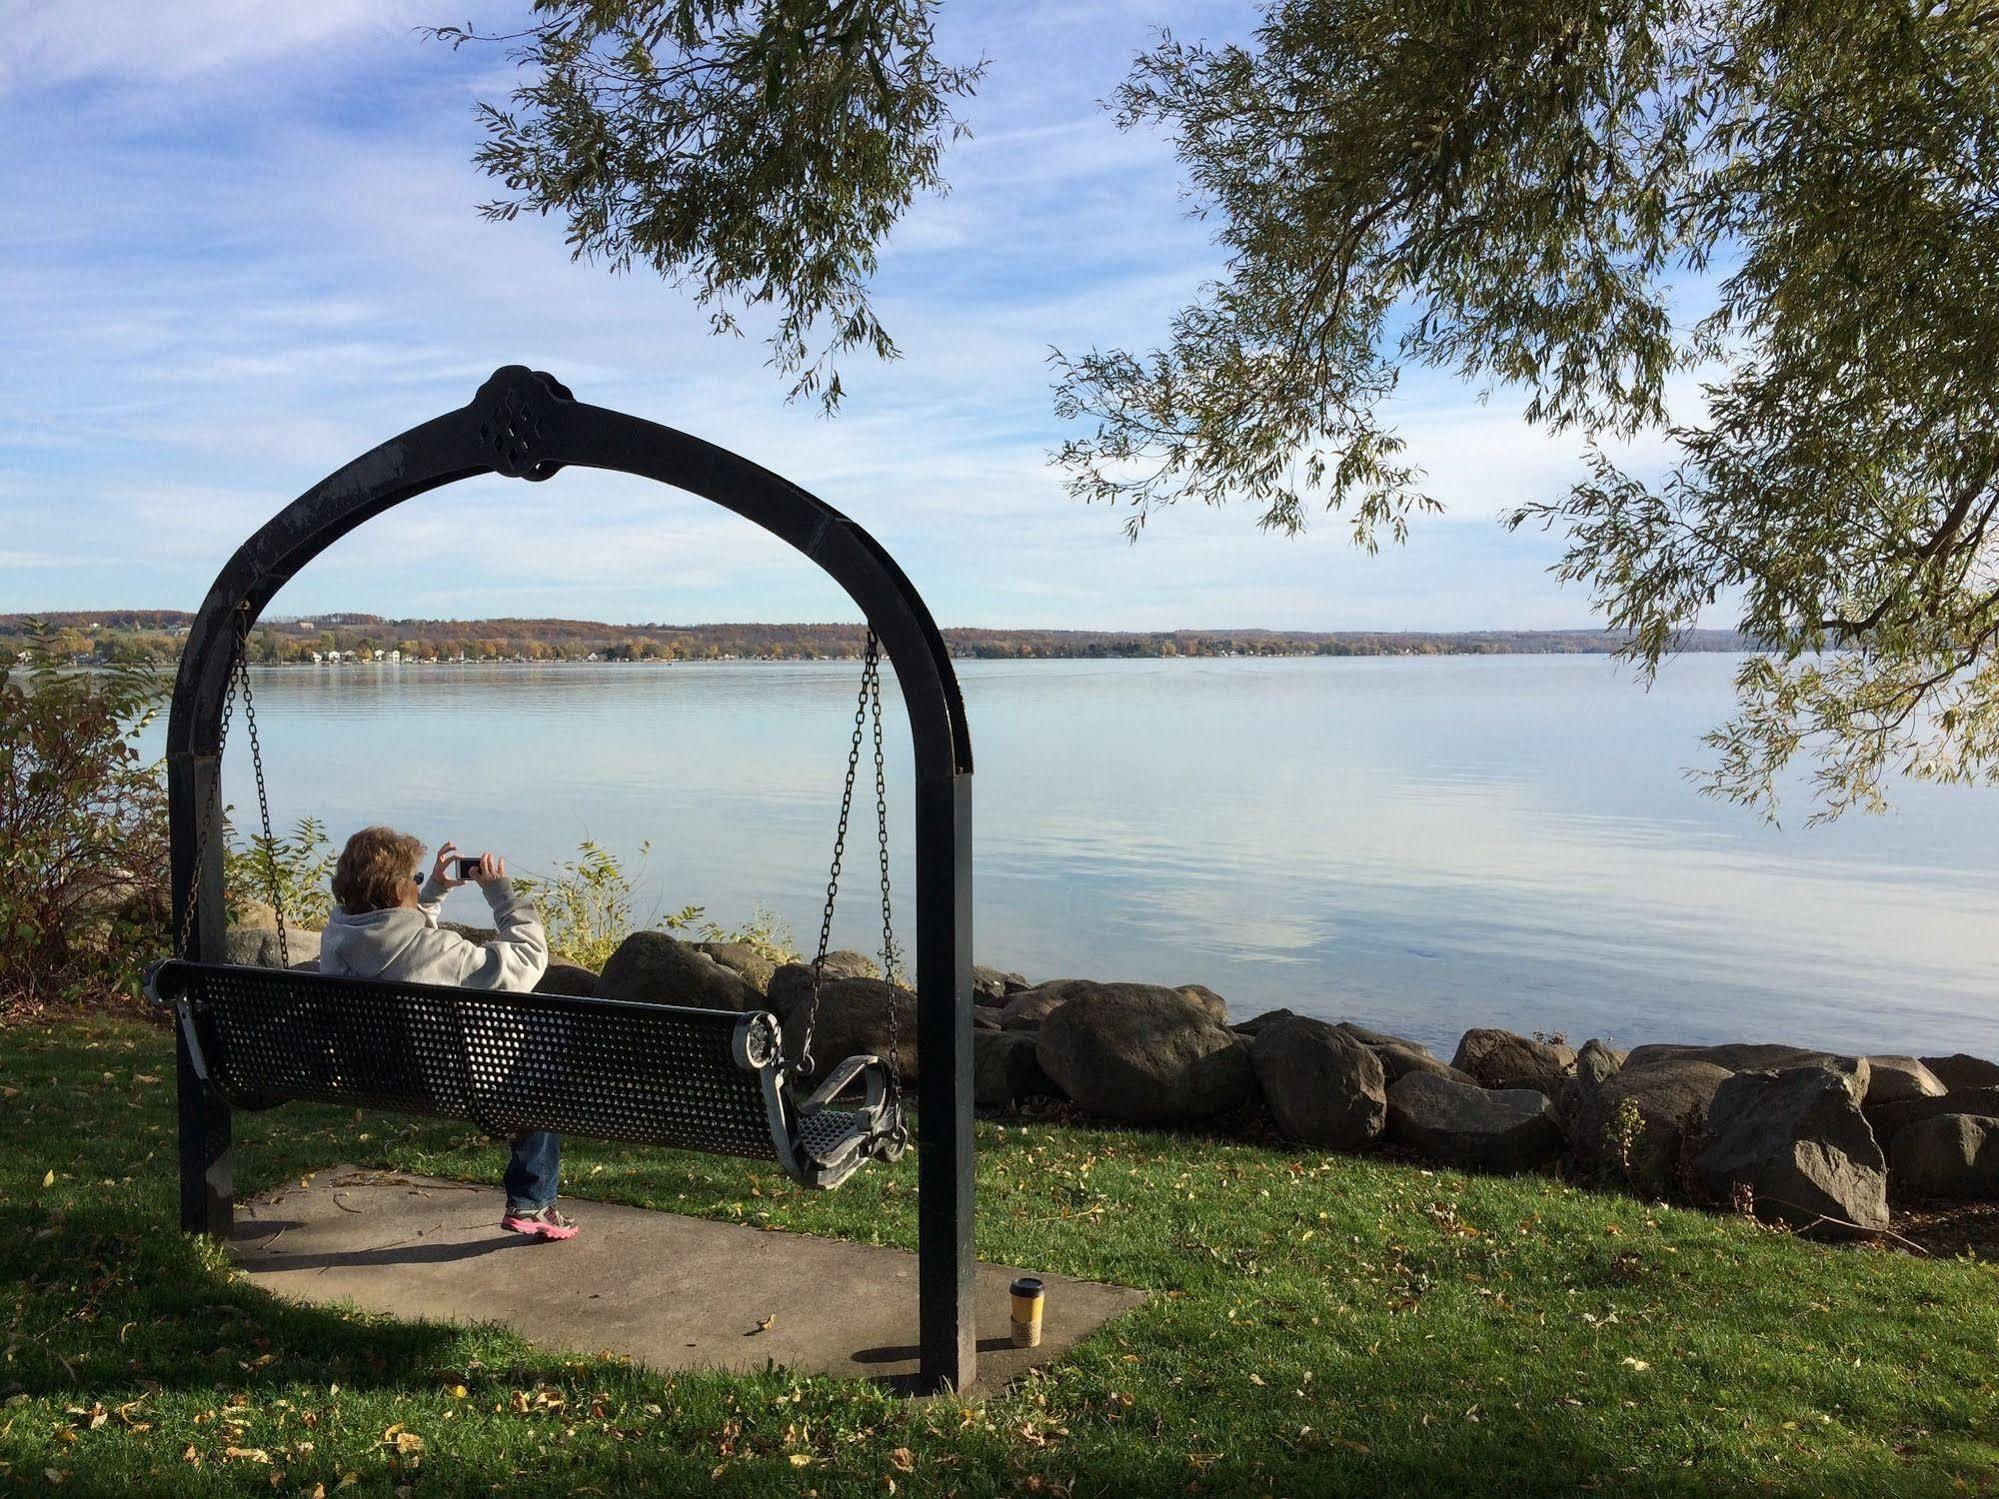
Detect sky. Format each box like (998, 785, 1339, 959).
(0, 1, 1662, 631)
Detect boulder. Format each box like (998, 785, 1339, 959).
(223, 923, 322, 970)
(1888, 1114, 1999, 1200)
(1572, 1038, 1625, 1088)
(973, 1029, 1059, 1110)
(1249, 1016, 1386, 1150)
(1920, 1054, 1999, 1092)
(1867, 1085, 1999, 1146)
(1696, 1062, 1888, 1234)
(1622, 1041, 1843, 1074)
(768, 975, 917, 1082)
(1385, 1073, 1562, 1173)
(693, 941, 776, 995)
(973, 965, 1030, 1004)
(1234, 1008, 1299, 1037)
(1335, 1021, 1423, 1049)
(535, 962, 599, 997)
(972, 1008, 1002, 1031)
(440, 921, 501, 944)
(1861, 1055, 1947, 1107)
(1036, 988, 1252, 1126)
(1574, 1057, 1733, 1195)
(766, 955, 892, 1013)
(232, 897, 279, 930)
(1451, 1028, 1576, 1094)
(1173, 985, 1230, 1024)
(821, 949, 882, 982)
(1372, 1042, 1475, 1086)
(1000, 979, 1092, 1029)
(599, 931, 761, 1012)
(1558, 1038, 1625, 1131)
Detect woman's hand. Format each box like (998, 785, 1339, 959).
(430, 841, 468, 891)
(469, 852, 508, 888)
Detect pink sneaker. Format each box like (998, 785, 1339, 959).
(501, 1205, 579, 1240)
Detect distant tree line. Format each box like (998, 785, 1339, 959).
(2, 612, 1750, 667)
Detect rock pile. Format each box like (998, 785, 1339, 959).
(217, 916, 1999, 1227)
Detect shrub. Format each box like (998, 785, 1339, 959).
(0, 634, 169, 1014)
(225, 814, 336, 930)
(513, 839, 652, 971)
(514, 839, 799, 971)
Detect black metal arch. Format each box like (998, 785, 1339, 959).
(165, 366, 977, 1392)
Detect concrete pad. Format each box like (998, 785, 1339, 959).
(234, 1166, 1145, 1392)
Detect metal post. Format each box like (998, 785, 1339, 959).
(915, 771, 976, 1392)
(176, 1021, 232, 1235)
(167, 748, 233, 1238)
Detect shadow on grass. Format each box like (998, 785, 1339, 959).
(4, 1199, 549, 1401)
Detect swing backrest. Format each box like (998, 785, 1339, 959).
(149, 960, 789, 1159)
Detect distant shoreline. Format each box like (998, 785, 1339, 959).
(4, 610, 1751, 668)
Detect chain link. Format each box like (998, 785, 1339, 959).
(173, 612, 289, 968)
(235, 623, 289, 969)
(796, 627, 903, 1139)
(797, 631, 876, 1076)
(870, 649, 902, 1107)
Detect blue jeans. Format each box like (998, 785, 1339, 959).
(504, 1130, 561, 1215)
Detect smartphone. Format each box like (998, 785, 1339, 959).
(454, 856, 482, 881)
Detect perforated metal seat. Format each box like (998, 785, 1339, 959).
(146, 960, 903, 1189)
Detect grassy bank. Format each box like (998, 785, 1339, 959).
(5, 1016, 1997, 1496)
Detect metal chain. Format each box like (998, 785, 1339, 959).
(234, 618, 289, 969)
(174, 614, 289, 967)
(870, 649, 902, 1108)
(797, 631, 875, 1075)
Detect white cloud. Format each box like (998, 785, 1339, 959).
(0, 1, 430, 91)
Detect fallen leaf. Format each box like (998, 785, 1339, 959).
(789, 1453, 812, 1467)
(1621, 1358, 1651, 1372)
(42, 1170, 55, 1188)
(753, 1315, 776, 1334)
(224, 1446, 271, 1464)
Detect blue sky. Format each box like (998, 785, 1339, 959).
(0, 2, 1657, 630)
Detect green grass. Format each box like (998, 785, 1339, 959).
(4, 1017, 1998, 1497)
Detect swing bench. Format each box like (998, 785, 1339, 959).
(148, 963, 900, 1189)
(151, 624, 910, 1191)
(160, 367, 979, 1392)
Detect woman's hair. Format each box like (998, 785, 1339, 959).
(332, 825, 424, 914)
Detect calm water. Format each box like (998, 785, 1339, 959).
(148, 655, 1999, 1058)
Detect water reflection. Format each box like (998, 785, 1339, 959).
(137, 654, 1999, 1057)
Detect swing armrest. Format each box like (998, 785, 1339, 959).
(798, 1054, 888, 1121)
(144, 960, 213, 1086)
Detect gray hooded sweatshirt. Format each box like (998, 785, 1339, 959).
(319, 874, 549, 993)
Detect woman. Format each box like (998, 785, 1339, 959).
(318, 825, 577, 1241)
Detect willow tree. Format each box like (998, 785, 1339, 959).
(428, 0, 984, 409)
(442, 0, 1999, 821)
(1053, 1, 1999, 821)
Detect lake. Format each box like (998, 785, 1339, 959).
(157, 654, 1999, 1059)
